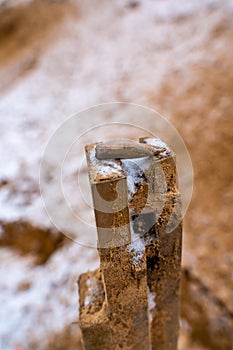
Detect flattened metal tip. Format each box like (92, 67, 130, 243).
(95, 142, 166, 160)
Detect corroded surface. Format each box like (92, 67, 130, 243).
(79, 138, 182, 349)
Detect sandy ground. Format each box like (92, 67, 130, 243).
(0, 0, 232, 349)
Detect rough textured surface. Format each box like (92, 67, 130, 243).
(83, 143, 150, 349)
(140, 138, 182, 350)
(0, 0, 232, 349)
(80, 139, 181, 349)
(78, 270, 112, 350)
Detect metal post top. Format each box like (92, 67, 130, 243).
(95, 140, 166, 160)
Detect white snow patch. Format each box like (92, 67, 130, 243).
(126, 223, 145, 266)
(144, 139, 170, 156)
(121, 157, 151, 200)
(148, 290, 156, 322)
(84, 275, 100, 308)
(90, 146, 123, 177)
(0, 244, 99, 349)
(84, 295, 92, 307)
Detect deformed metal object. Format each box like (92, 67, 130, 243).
(95, 142, 166, 160)
(79, 138, 182, 350)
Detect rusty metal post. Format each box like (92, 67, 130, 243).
(78, 138, 182, 350)
(79, 143, 150, 350)
(140, 137, 182, 350)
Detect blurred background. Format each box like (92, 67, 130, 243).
(0, 0, 232, 349)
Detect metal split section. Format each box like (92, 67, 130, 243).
(78, 137, 182, 350)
